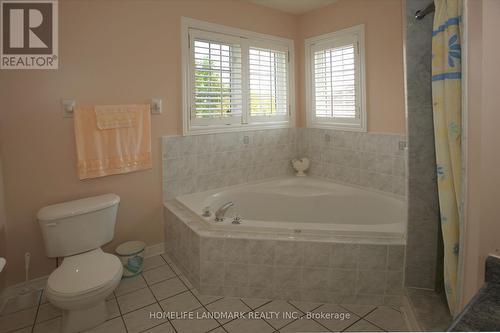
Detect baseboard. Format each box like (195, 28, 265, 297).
(143, 242, 165, 258)
(402, 290, 423, 331)
(0, 242, 165, 309)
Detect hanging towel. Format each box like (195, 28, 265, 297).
(74, 104, 152, 180)
(95, 105, 140, 129)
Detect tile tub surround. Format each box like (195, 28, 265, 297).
(162, 128, 407, 200)
(164, 200, 406, 306)
(162, 129, 298, 200)
(404, 0, 442, 290)
(298, 128, 406, 196)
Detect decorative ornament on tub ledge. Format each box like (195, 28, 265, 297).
(291, 158, 310, 177)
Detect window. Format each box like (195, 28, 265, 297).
(305, 25, 366, 131)
(182, 18, 294, 135)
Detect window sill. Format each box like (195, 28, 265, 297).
(307, 122, 367, 132)
(184, 122, 294, 136)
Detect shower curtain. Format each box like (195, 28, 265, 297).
(431, 0, 462, 315)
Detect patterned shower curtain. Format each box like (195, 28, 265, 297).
(431, 0, 462, 315)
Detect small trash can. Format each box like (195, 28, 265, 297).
(116, 241, 146, 278)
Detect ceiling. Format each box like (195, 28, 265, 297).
(246, 0, 339, 15)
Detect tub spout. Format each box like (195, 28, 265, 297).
(215, 202, 234, 222)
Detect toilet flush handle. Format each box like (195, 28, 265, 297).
(45, 222, 57, 227)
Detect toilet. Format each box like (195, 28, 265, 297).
(37, 194, 123, 333)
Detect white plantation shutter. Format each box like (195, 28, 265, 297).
(314, 44, 357, 118)
(306, 26, 366, 131)
(190, 30, 243, 125)
(183, 21, 294, 134)
(249, 47, 288, 120)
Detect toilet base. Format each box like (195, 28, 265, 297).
(60, 301, 108, 333)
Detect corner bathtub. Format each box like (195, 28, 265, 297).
(176, 176, 406, 241)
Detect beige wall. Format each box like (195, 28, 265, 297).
(462, 0, 500, 308)
(297, 0, 406, 133)
(0, 0, 405, 286)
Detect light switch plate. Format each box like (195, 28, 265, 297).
(151, 98, 162, 114)
(61, 99, 75, 118)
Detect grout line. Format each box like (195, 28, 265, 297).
(210, 299, 253, 327)
(360, 307, 393, 332)
(142, 270, 178, 333)
(30, 290, 43, 333)
(114, 287, 129, 333)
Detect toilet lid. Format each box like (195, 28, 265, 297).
(48, 250, 122, 296)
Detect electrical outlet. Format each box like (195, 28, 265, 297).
(399, 141, 407, 150)
(243, 135, 250, 145)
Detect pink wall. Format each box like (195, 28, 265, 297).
(0, 0, 406, 286)
(297, 0, 406, 133)
(0, 152, 7, 290)
(0, 0, 298, 286)
(461, 0, 500, 308)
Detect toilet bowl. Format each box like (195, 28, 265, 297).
(37, 193, 122, 333)
(46, 249, 123, 332)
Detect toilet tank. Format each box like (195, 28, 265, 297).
(37, 194, 120, 258)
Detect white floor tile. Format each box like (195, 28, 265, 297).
(35, 302, 61, 323)
(117, 287, 156, 314)
(159, 291, 202, 313)
(206, 298, 251, 324)
(143, 265, 176, 285)
(364, 306, 409, 331)
(114, 275, 147, 297)
(207, 327, 226, 333)
(310, 303, 359, 331)
(257, 300, 304, 330)
(8, 328, 31, 333)
(150, 277, 187, 300)
(345, 319, 384, 332)
(142, 321, 176, 333)
(288, 300, 323, 312)
(223, 317, 275, 333)
(240, 297, 271, 310)
(143, 255, 167, 271)
(0, 307, 37, 333)
(82, 317, 127, 333)
(190, 289, 224, 306)
(171, 308, 220, 333)
(1, 290, 41, 315)
(122, 303, 168, 333)
(106, 298, 121, 319)
(279, 317, 329, 332)
(32, 317, 61, 333)
(341, 304, 377, 317)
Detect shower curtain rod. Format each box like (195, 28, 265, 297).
(415, 2, 435, 20)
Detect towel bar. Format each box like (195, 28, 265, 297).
(61, 98, 162, 118)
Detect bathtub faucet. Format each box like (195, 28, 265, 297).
(215, 202, 234, 222)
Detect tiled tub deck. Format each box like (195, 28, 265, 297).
(164, 200, 405, 307)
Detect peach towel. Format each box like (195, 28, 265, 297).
(74, 104, 152, 180)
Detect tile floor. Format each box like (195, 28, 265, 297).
(0, 254, 410, 333)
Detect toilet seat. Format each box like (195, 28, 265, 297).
(47, 249, 122, 299)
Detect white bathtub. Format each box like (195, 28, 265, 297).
(176, 177, 406, 240)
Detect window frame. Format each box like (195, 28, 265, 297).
(305, 24, 367, 132)
(181, 17, 295, 136)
